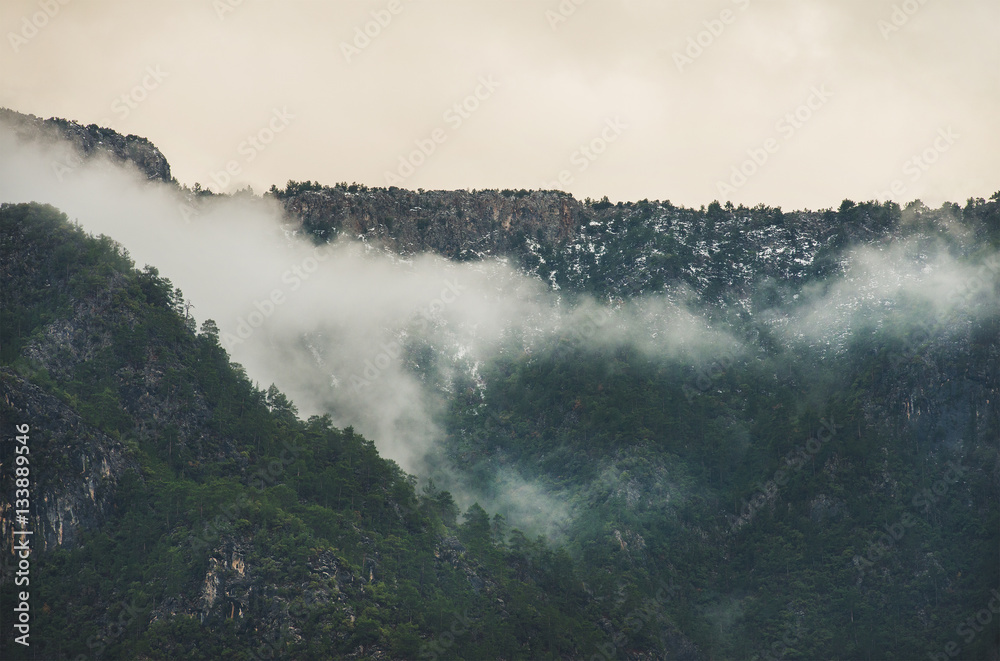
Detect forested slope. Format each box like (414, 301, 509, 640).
(1, 105, 998, 659)
(0, 202, 636, 660)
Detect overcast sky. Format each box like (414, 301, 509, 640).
(2, 0, 997, 209)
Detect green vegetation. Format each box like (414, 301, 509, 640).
(0, 203, 610, 659)
(430, 195, 1000, 659)
(1, 195, 998, 659)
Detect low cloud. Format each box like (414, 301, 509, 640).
(4, 123, 994, 538)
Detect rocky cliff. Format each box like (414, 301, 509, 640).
(1, 369, 139, 552)
(275, 183, 584, 259)
(0, 108, 171, 183)
(0, 201, 622, 660)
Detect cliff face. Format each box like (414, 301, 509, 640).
(1, 110, 997, 660)
(0, 202, 390, 656)
(277, 185, 584, 258)
(18, 269, 240, 474)
(1, 369, 139, 553)
(275, 184, 943, 309)
(1, 202, 625, 660)
(0, 108, 171, 183)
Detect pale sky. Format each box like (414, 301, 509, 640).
(2, 0, 998, 209)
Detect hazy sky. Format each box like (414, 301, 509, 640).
(2, 0, 997, 209)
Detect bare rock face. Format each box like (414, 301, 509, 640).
(198, 542, 253, 623)
(0, 107, 171, 183)
(140, 538, 356, 652)
(276, 185, 586, 259)
(0, 369, 140, 553)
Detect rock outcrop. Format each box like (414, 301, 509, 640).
(0, 107, 171, 182)
(1, 368, 140, 552)
(277, 184, 585, 259)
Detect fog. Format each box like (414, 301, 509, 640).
(773, 236, 998, 353)
(0, 126, 735, 534)
(4, 0, 997, 209)
(2, 124, 995, 537)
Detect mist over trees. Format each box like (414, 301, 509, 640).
(1, 118, 998, 659)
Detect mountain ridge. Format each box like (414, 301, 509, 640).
(1, 111, 997, 660)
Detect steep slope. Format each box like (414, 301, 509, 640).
(275, 180, 1000, 658)
(0, 108, 171, 183)
(429, 200, 1000, 659)
(276, 179, 999, 310)
(2, 111, 998, 660)
(0, 202, 643, 660)
(270, 182, 582, 259)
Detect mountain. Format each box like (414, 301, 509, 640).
(0, 108, 171, 184)
(1, 201, 639, 659)
(1, 111, 998, 660)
